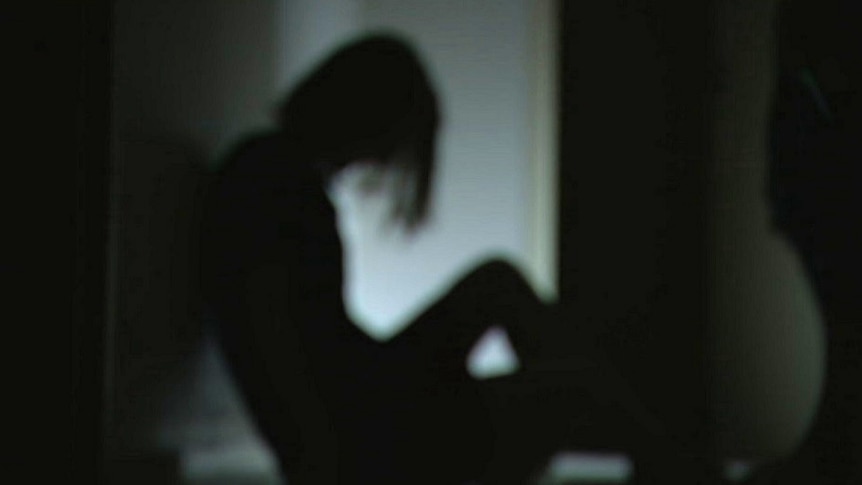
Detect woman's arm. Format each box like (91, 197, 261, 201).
(234, 262, 339, 484)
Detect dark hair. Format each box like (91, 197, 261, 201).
(277, 33, 440, 230)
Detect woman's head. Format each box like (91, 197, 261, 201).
(278, 33, 440, 230)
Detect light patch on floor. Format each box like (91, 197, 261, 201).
(725, 459, 755, 482)
(541, 451, 633, 483)
(182, 438, 281, 485)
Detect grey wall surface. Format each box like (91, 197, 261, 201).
(108, 0, 284, 455)
(558, 0, 714, 459)
(708, 0, 824, 458)
(112, 0, 281, 164)
(559, 0, 824, 460)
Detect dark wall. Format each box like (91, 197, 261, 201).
(76, 4, 112, 477)
(11, 0, 115, 482)
(558, 0, 830, 460)
(558, 0, 713, 452)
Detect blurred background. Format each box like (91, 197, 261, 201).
(71, 0, 828, 483)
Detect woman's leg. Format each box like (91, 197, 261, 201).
(365, 258, 546, 481)
(383, 258, 690, 481)
(388, 257, 667, 432)
(478, 359, 728, 484)
(385, 257, 553, 373)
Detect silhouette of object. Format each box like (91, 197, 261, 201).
(201, 34, 703, 484)
(746, 2, 862, 483)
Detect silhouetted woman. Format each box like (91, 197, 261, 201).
(202, 34, 690, 484)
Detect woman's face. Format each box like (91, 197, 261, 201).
(334, 146, 423, 228)
(351, 158, 390, 195)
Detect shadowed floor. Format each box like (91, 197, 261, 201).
(107, 333, 754, 484)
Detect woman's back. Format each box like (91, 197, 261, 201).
(201, 132, 492, 483)
(204, 131, 404, 397)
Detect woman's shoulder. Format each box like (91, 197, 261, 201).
(204, 130, 334, 243)
(211, 131, 319, 205)
(216, 131, 292, 178)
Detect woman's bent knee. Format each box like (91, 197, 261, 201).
(453, 256, 537, 301)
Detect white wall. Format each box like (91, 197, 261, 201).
(277, 0, 554, 345)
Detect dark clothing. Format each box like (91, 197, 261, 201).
(205, 133, 361, 393)
(202, 133, 496, 483)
